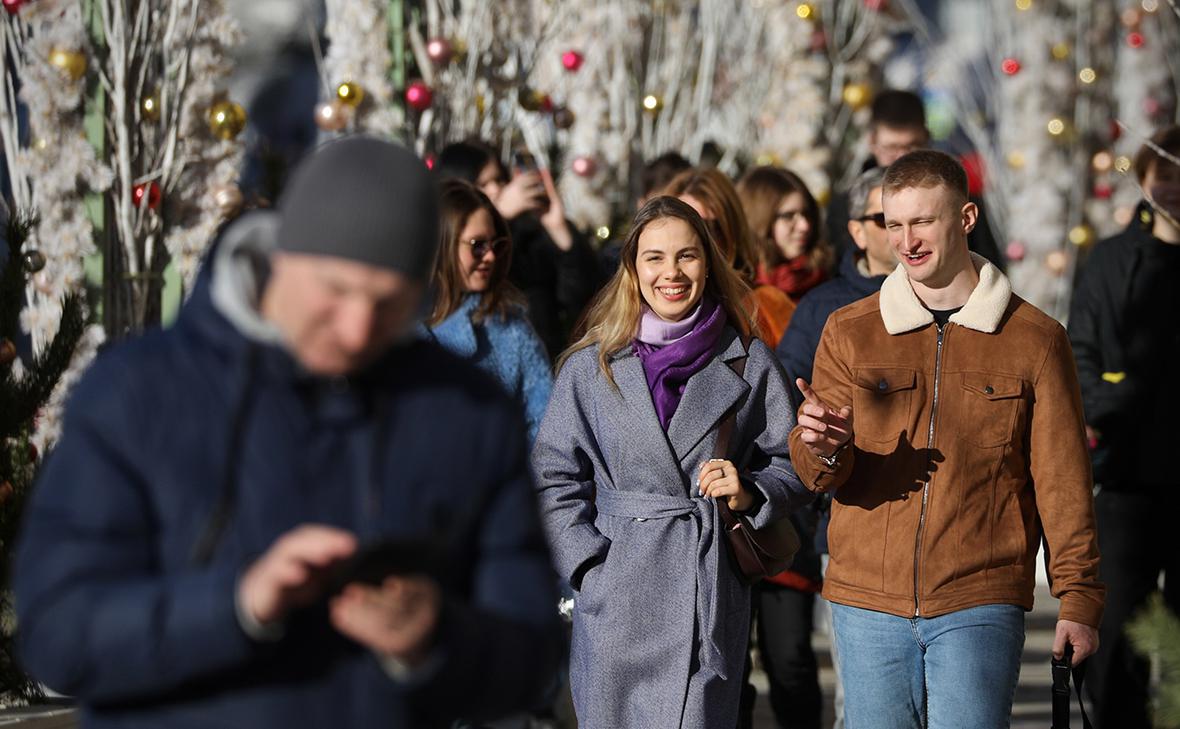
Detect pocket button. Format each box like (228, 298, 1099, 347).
(877, 379, 889, 392)
(984, 385, 994, 395)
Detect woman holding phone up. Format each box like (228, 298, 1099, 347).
(532, 196, 810, 728)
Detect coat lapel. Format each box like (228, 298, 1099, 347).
(666, 328, 750, 463)
(609, 350, 682, 476)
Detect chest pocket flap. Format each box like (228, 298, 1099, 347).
(854, 367, 917, 395)
(960, 372, 1023, 400)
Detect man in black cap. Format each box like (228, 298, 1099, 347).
(14, 137, 562, 728)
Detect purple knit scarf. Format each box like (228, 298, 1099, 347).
(633, 297, 727, 430)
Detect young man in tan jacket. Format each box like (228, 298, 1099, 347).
(789, 150, 1103, 728)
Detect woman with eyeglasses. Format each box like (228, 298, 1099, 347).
(436, 140, 604, 360)
(533, 196, 809, 728)
(422, 179, 552, 441)
(737, 166, 834, 303)
(664, 167, 797, 347)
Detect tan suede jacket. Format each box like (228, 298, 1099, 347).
(789, 255, 1104, 628)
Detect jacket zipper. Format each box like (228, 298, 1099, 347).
(914, 323, 947, 617)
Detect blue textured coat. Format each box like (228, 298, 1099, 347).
(14, 264, 561, 728)
(422, 295, 552, 441)
(532, 329, 811, 728)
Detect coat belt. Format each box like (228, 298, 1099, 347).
(594, 488, 732, 679)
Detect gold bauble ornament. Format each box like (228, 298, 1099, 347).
(595, 226, 611, 241)
(1114, 156, 1132, 174)
(642, 94, 664, 114)
(141, 93, 161, 122)
(796, 2, 815, 20)
(208, 100, 247, 141)
(755, 152, 783, 167)
(1015, 0, 1032, 9)
(1047, 118, 1067, 137)
(1007, 151, 1026, 169)
(336, 81, 365, 108)
(1050, 42, 1071, 60)
(1078, 67, 1097, 84)
(48, 48, 87, 81)
(1092, 151, 1113, 172)
(1068, 224, 1095, 247)
(475, 94, 487, 116)
(842, 82, 872, 111)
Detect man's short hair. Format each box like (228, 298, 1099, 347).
(849, 167, 887, 219)
(871, 90, 927, 131)
(882, 150, 969, 206)
(1133, 124, 1180, 183)
(641, 152, 692, 198)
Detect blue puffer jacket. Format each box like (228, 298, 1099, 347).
(422, 295, 552, 442)
(776, 251, 887, 557)
(14, 235, 562, 729)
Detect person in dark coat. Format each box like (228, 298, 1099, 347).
(14, 138, 562, 729)
(827, 90, 1005, 272)
(437, 141, 604, 359)
(737, 167, 891, 729)
(1068, 125, 1180, 729)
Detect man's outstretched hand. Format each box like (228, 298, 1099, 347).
(795, 378, 854, 459)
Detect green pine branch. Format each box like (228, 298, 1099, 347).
(1128, 593, 1180, 728)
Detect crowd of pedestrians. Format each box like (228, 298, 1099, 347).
(12, 90, 1180, 729)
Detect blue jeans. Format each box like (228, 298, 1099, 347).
(831, 602, 1024, 729)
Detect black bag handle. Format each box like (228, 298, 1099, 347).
(1051, 644, 1092, 729)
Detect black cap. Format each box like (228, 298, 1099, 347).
(277, 136, 439, 281)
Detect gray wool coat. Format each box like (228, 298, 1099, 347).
(532, 326, 811, 728)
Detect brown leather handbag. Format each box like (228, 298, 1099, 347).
(713, 343, 801, 585)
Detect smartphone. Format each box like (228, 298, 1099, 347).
(328, 536, 449, 592)
(512, 150, 550, 212)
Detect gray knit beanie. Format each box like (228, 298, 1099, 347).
(277, 136, 439, 281)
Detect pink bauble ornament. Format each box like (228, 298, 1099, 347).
(1001, 58, 1021, 75)
(1046, 250, 1069, 275)
(1006, 240, 1027, 262)
(2, 0, 23, 16)
(1128, 31, 1145, 48)
(405, 81, 433, 112)
(314, 100, 350, 131)
(426, 38, 454, 66)
(571, 156, 597, 177)
(562, 50, 584, 72)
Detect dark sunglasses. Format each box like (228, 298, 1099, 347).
(465, 237, 509, 258)
(856, 212, 886, 229)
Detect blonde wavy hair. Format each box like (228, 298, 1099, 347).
(558, 196, 754, 386)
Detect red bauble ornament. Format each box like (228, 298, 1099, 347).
(571, 156, 597, 178)
(405, 81, 433, 112)
(1111, 120, 1122, 141)
(1093, 183, 1113, 200)
(1006, 240, 1027, 262)
(864, 0, 887, 9)
(426, 37, 454, 66)
(810, 29, 827, 52)
(539, 94, 555, 113)
(1001, 58, 1021, 75)
(561, 50, 584, 72)
(1128, 32, 1145, 48)
(2, 0, 23, 16)
(424, 154, 436, 170)
(133, 181, 162, 210)
(1144, 96, 1161, 115)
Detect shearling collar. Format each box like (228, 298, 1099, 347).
(879, 252, 1012, 335)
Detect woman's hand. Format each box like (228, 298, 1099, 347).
(494, 170, 547, 221)
(698, 459, 753, 512)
